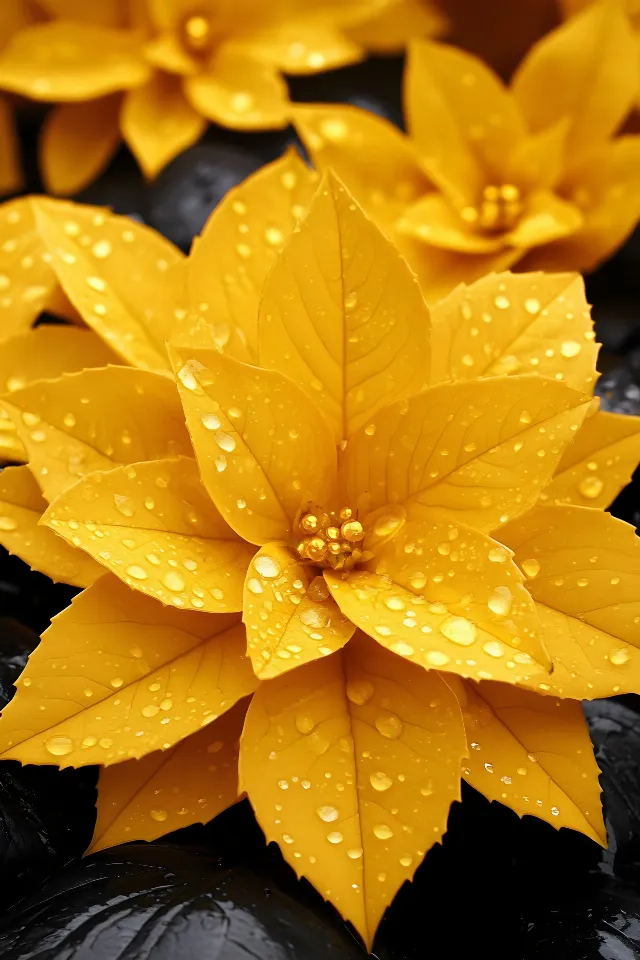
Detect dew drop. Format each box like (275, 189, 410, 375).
(375, 713, 403, 739)
(488, 586, 512, 617)
(296, 714, 315, 734)
(150, 808, 168, 822)
(216, 432, 236, 452)
(163, 572, 185, 592)
(560, 340, 581, 358)
(440, 616, 476, 646)
(482, 640, 505, 658)
(317, 805, 339, 822)
(425, 650, 450, 667)
(327, 831, 344, 844)
(0, 516, 17, 531)
(254, 555, 282, 578)
(610, 648, 630, 666)
(201, 413, 221, 430)
(373, 823, 394, 840)
(346, 679, 374, 705)
(578, 475, 604, 500)
(126, 565, 147, 580)
(45, 736, 73, 756)
(370, 771, 393, 792)
(113, 494, 135, 517)
(347, 847, 363, 859)
(390, 641, 414, 657)
(521, 558, 540, 578)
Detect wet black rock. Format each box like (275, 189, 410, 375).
(0, 547, 77, 636)
(0, 843, 365, 960)
(288, 56, 405, 128)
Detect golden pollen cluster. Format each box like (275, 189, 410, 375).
(181, 12, 216, 55)
(295, 507, 365, 570)
(462, 184, 523, 232)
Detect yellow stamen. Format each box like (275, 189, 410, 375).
(295, 508, 365, 570)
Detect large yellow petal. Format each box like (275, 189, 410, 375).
(0, 574, 257, 767)
(505, 119, 570, 193)
(184, 47, 289, 131)
(244, 544, 354, 679)
(88, 699, 246, 853)
(502, 505, 640, 699)
(2, 366, 191, 501)
(168, 345, 337, 546)
(240, 632, 466, 950)
(0, 465, 101, 587)
(40, 96, 122, 196)
(32, 199, 184, 372)
(0, 326, 119, 395)
(460, 679, 605, 844)
(405, 40, 527, 206)
(341, 375, 594, 532)
(541, 410, 640, 509)
(293, 104, 429, 230)
(429, 272, 599, 394)
(396, 193, 507, 253)
(0, 198, 59, 337)
(235, 22, 363, 74)
(521, 137, 640, 274)
(511, 0, 638, 159)
(0, 95, 21, 196)
(37, 0, 129, 26)
(184, 149, 318, 361)
(0, 418, 24, 463)
(345, 0, 448, 52)
(42, 456, 254, 613)
(122, 73, 207, 180)
(258, 172, 431, 442)
(326, 508, 548, 685)
(0, 22, 150, 101)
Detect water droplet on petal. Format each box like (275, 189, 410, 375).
(375, 713, 403, 739)
(45, 736, 73, 756)
(346, 679, 374, 705)
(317, 805, 339, 822)
(150, 808, 168, 822)
(373, 823, 394, 840)
(440, 616, 476, 646)
(370, 771, 393, 792)
(254, 555, 281, 578)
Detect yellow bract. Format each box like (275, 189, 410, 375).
(42, 456, 254, 613)
(240, 632, 466, 951)
(341, 375, 594, 531)
(89, 699, 246, 853)
(0, 575, 257, 767)
(244, 545, 355, 678)
(169, 345, 337, 545)
(258, 171, 431, 441)
(0, 465, 101, 587)
(2, 366, 191, 501)
(503, 506, 640, 700)
(32, 199, 184, 371)
(460, 680, 605, 844)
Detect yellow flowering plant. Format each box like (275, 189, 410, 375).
(0, 0, 445, 197)
(0, 157, 640, 951)
(294, 0, 640, 302)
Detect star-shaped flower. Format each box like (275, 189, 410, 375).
(294, 0, 640, 301)
(0, 0, 445, 195)
(0, 160, 639, 952)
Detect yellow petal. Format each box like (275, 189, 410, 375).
(0, 419, 24, 463)
(0, 574, 257, 766)
(341, 375, 594, 532)
(122, 73, 207, 180)
(143, 33, 197, 75)
(168, 345, 337, 545)
(0, 465, 101, 587)
(31, 198, 185, 372)
(521, 136, 640, 274)
(460, 679, 605, 844)
(184, 47, 289, 130)
(89, 699, 246, 853)
(185, 148, 318, 361)
(326, 509, 548, 684)
(505, 119, 570, 193)
(346, 0, 448, 52)
(37, 0, 129, 26)
(42, 456, 254, 613)
(0, 22, 150, 101)
(505, 191, 583, 249)
(511, 1, 638, 159)
(405, 40, 526, 206)
(2, 366, 191, 502)
(244, 544, 354, 679)
(236, 22, 363, 74)
(396, 193, 507, 253)
(0, 326, 119, 396)
(292, 104, 429, 229)
(40, 96, 122, 196)
(258, 172, 431, 442)
(429, 272, 599, 394)
(541, 410, 640, 509)
(239, 632, 466, 949)
(0, 198, 59, 336)
(502, 505, 640, 700)
(0, 95, 21, 196)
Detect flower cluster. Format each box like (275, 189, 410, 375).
(294, 0, 640, 301)
(0, 0, 445, 195)
(0, 157, 639, 950)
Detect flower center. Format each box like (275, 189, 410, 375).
(180, 12, 217, 56)
(461, 183, 523, 233)
(294, 507, 365, 571)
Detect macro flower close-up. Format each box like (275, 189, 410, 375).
(0, 0, 445, 195)
(0, 162, 639, 952)
(294, 0, 640, 301)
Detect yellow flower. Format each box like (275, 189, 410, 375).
(0, 1, 36, 195)
(0, 159, 640, 951)
(0, 0, 445, 196)
(294, 0, 640, 302)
